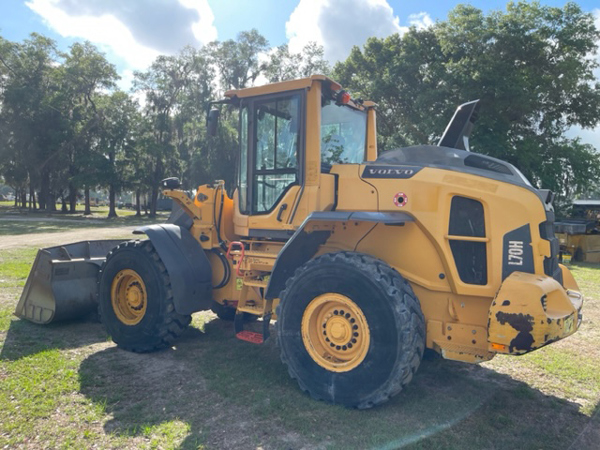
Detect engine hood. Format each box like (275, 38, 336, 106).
(368, 145, 533, 189)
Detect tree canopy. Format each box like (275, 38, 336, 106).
(0, 29, 329, 215)
(334, 1, 600, 206)
(1, 2, 599, 217)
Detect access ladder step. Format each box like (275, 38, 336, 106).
(234, 312, 271, 344)
(242, 279, 268, 288)
(236, 331, 264, 344)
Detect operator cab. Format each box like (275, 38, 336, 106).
(217, 75, 377, 238)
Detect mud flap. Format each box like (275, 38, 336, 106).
(15, 240, 125, 324)
(488, 271, 583, 354)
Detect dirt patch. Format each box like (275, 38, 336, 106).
(0, 226, 138, 250)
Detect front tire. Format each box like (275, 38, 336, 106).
(277, 251, 425, 408)
(98, 240, 191, 352)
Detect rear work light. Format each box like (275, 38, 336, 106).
(336, 90, 351, 105)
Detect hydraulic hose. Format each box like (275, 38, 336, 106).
(211, 248, 231, 289)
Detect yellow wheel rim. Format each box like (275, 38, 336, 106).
(111, 269, 147, 325)
(301, 293, 370, 372)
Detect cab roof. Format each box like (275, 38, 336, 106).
(223, 75, 375, 108)
(224, 74, 342, 99)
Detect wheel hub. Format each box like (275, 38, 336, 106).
(126, 283, 144, 309)
(111, 269, 147, 325)
(301, 293, 370, 372)
(328, 318, 349, 342)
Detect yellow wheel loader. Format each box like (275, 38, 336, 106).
(16, 75, 583, 408)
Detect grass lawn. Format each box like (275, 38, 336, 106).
(0, 223, 598, 449)
(1, 200, 139, 215)
(0, 202, 170, 236)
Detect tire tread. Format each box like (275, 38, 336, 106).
(276, 251, 425, 409)
(98, 240, 191, 353)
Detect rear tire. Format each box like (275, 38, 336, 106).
(277, 251, 425, 408)
(98, 240, 191, 352)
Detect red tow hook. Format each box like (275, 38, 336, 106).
(226, 241, 245, 276)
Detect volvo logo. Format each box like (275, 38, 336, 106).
(361, 165, 422, 179)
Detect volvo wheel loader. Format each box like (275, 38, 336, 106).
(16, 75, 583, 408)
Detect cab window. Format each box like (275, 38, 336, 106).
(253, 95, 300, 213)
(321, 100, 367, 165)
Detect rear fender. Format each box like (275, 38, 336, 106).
(265, 211, 413, 299)
(134, 224, 212, 314)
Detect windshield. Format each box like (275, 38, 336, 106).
(321, 100, 367, 165)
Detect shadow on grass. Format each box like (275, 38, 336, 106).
(0, 220, 82, 236)
(74, 319, 598, 450)
(0, 214, 169, 236)
(0, 315, 107, 361)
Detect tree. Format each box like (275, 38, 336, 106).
(0, 36, 119, 214)
(133, 46, 213, 216)
(207, 29, 268, 91)
(334, 2, 600, 205)
(0, 33, 63, 211)
(56, 41, 118, 214)
(95, 91, 139, 217)
(263, 42, 330, 83)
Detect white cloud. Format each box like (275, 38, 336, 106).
(286, 0, 432, 63)
(179, 0, 217, 46)
(27, 0, 158, 70)
(408, 12, 433, 30)
(25, 0, 217, 86)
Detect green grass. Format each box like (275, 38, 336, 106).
(0, 241, 598, 449)
(0, 248, 38, 287)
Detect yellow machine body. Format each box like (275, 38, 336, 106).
(161, 75, 583, 364)
(17, 75, 583, 395)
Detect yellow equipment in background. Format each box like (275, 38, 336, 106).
(555, 200, 600, 263)
(16, 75, 583, 409)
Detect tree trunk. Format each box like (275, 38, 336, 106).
(21, 190, 27, 209)
(47, 191, 56, 212)
(14, 188, 18, 208)
(68, 183, 77, 213)
(108, 185, 118, 218)
(150, 157, 163, 218)
(135, 190, 141, 217)
(150, 185, 158, 218)
(28, 179, 37, 211)
(84, 187, 91, 215)
(61, 195, 68, 213)
(39, 170, 49, 211)
(31, 189, 37, 211)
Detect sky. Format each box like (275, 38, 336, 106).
(1, 0, 599, 146)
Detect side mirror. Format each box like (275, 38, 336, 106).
(207, 108, 220, 137)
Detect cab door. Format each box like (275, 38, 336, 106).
(234, 90, 304, 238)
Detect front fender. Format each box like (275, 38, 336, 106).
(134, 224, 212, 314)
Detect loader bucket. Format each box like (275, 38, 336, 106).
(15, 240, 125, 324)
